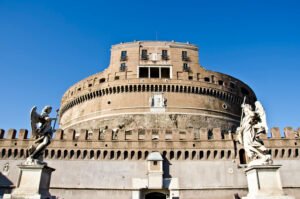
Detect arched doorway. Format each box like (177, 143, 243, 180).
(145, 192, 166, 199)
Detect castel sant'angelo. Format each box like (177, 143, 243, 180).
(0, 41, 299, 199)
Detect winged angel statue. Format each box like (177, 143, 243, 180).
(25, 106, 58, 165)
(236, 100, 273, 166)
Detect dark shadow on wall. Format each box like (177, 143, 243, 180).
(162, 156, 172, 178)
(0, 172, 14, 197)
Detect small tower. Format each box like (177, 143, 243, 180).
(147, 152, 164, 189)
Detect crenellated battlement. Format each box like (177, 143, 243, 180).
(0, 127, 299, 163)
(0, 127, 299, 142)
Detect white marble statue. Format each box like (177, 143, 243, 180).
(25, 106, 58, 165)
(236, 100, 272, 166)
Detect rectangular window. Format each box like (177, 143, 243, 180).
(162, 50, 168, 60)
(125, 130, 132, 140)
(138, 66, 171, 79)
(139, 67, 149, 78)
(150, 67, 159, 78)
(204, 77, 210, 82)
(230, 82, 236, 89)
(120, 51, 127, 61)
(161, 67, 170, 78)
(120, 63, 126, 72)
(182, 51, 188, 61)
(141, 49, 148, 60)
(183, 63, 189, 71)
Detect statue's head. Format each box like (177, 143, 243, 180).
(42, 106, 52, 114)
(242, 104, 252, 114)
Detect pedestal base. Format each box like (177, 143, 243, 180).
(242, 165, 294, 199)
(3, 164, 55, 199)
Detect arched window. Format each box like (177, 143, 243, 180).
(96, 150, 101, 159)
(124, 151, 128, 160)
(103, 150, 108, 159)
(110, 151, 115, 160)
(130, 151, 135, 159)
(20, 149, 25, 158)
(70, 150, 75, 159)
(170, 151, 174, 160)
(8, 149, 12, 158)
(239, 149, 246, 164)
(76, 150, 81, 159)
(199, 151, 204, 160)
(213, 150, 218, 159)
(1, 149, 6, 158)
(51, 150, 55, 159)
(177, 151, 182, 160)
(206, 150, 211, 159)
(90, 150, 94, 159)
(117, 151, 121, 160)
(192, 151, 196, 160)
(64, 150, 68, 159)
(13, 149, 18, 158)
(57, 150, 62, 159)
(221, 150, 225, 159)
(138, 151, 142, 160)
(184, 151, 189, 160)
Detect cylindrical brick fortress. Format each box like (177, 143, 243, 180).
(59, 41, 256, 131)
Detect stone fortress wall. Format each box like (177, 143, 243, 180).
(59, 41, 256, 131)
(1, 41, 299, 199)
(0, 128, 299, 199)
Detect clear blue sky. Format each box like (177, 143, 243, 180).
(0, 0, 299, 134)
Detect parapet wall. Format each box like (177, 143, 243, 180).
(0, 127, 299, 163)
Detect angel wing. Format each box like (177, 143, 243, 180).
(255, 101, 269, 133)
(30, 106, 41, 138)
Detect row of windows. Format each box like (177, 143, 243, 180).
(68, 75, 248, 98)
(1, 148, 298, 162)
(120, 50, 189, 61)
(61, 84, 244, 115)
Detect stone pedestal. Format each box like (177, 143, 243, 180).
(3, 164, 55, 199)
(242, 165, 294, 199)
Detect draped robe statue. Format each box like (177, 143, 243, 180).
(236, 101, 272, 166)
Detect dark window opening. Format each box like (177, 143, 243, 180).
(150, 67, 159, 78)
(77, 88, 81, 91)
(162, 50, 169, 60)
(188, 76, 193, 80)
(139, 67, 149, 78)
(114, 76, 119, 80)
(99, 78, 105, 83)
(141, 49, 148, 60)
(239, 149, 247, 164)
(120, 51, 127, 61)
(182, 50, 189, 61)
(145, 192, 166, 199)
(153, 161, 158, 165)
(183, 63, 189, 71)
(204, 77, 210, 82)
(230, 82, 236, 89)
(161, 67, 170, 78)
(218, 80, 224, 86)
(88, 83, 92, 87)
(120, 63, 126, 72)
